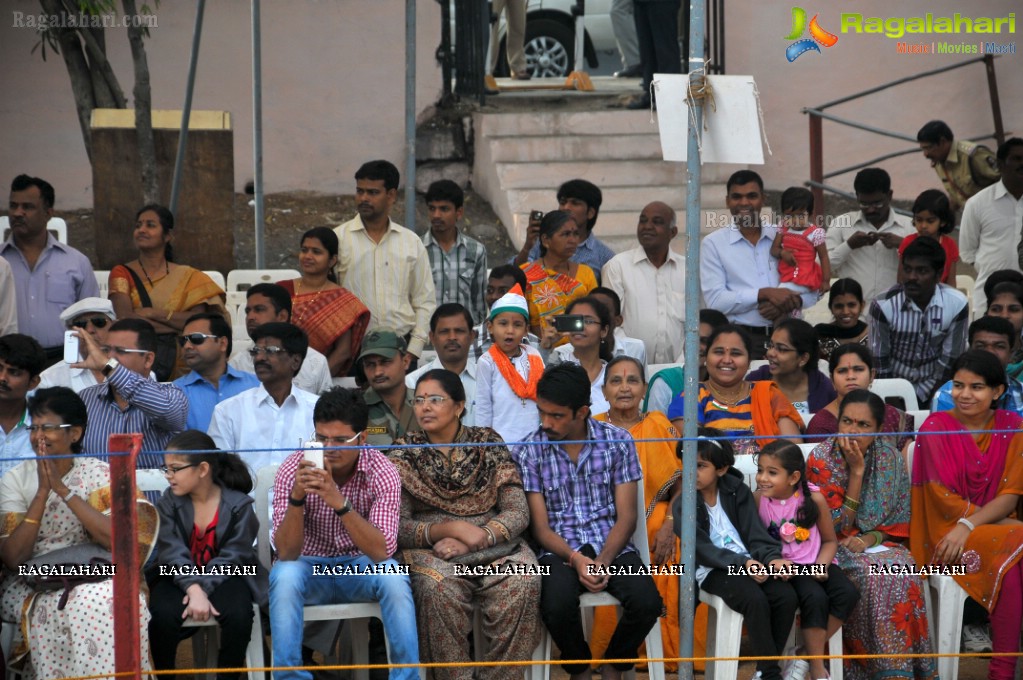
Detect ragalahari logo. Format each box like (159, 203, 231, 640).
(784, 7, 839, 61)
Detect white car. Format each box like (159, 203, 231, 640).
(506, 0, 618, 78)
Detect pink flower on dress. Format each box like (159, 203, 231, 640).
(780, 522, 797, 543)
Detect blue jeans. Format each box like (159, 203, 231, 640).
(269, 555, 419, 680)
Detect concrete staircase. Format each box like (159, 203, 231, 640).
(472, 109, 743, 254)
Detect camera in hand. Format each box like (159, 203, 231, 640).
(553, 315, 585, 333)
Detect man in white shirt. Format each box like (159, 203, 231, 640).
(210, 322, 319, 471)
(229, 283, 332, 395)
(602, 201, 684, 363)
(701, 171, 815, 360)
(959, 138, 1023, 315)
(334, 160, 436, 362)
(825, 167, 914, 306)
(405, 304, 477, 425)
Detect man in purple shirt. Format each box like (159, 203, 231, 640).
(512, 363, 661, 680)
(2, 174, 99, 363)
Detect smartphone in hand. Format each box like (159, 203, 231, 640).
(303, 442, 324, 469)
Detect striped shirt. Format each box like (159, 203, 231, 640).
(271, 447, 402, 557)
(333, 216, 436, 357)
(423, 230, 488, 327)
(512, 418, 642, 557)
(78, 364, 188, 468)
(666, 384, 756, 435)
(869, 283, 969, 404)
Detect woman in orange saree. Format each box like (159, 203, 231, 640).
(911, 350, 1023, 680)
(278, 227, 370, 376)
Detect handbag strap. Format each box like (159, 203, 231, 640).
(122, 264, 154, 308)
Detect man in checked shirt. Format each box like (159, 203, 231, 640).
(269, 387, 419, 680)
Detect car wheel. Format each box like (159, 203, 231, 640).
(524, 19, 574, 78)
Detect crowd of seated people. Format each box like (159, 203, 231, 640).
(1, 140, 1023, 679)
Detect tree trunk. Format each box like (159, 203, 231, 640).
(122, 0, 158, 204)
(39, 0, 97, 160)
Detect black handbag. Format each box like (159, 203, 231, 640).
(21, 543, 115, 610)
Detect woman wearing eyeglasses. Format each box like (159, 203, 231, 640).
(37, 297, 119, 393)
(390, 369, 541, 680)
(542, 296, 616, 415)
(0, 387, 159, 679)
(148, 430, 267, 680)
(746, 318, 836, 422)
(109, 204, 228, 381)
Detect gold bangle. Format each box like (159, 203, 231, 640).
(22, 518, 40, 525)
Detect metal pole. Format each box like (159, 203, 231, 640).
(983, 55, 1005, 146)
(168, 0, 205, 215)
(809, 114, 823, 219)
(405, 0, 417, 232)
(679, 0, 706, 677)
(110, 433, 143, 680)
(251, 0, 265, 268)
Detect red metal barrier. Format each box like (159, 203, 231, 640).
(109, 433, 143, 680)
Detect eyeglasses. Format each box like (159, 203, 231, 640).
(27, 423, 73, 434)
(580, 318, 601, 327)
(103, 346, 151, 356)
(160, 464, 198, 476)
(70, 317, 109, 330)
(858, 201, 886, 210)
(763, 341, 797, 353)
(177, 333, 221, 347)
(310, 431, 364, 446)
(248, 345, 287, 357)
(413, 395, 450, 407)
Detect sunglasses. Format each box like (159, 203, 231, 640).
(248, 345, 287, 357)
(70, 317, 109, 329)
(177, 333, 221, 347)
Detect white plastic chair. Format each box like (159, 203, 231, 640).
(534, 480, 667, 680)
(226, 269, 300, 291)
(749, 359, 770, 372)
(136, 469, 266, 680)
(870, 378, 920, 411)
(94, 270, 110, 296)
(254, 465, 407, 680)
(204, 270, 226, 291)
(0, 216, 68, 243)
(907, 410, 931, 432)
(700, 590, 844, 680)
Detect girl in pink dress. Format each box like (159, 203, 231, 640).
(756, 440, 860, 680)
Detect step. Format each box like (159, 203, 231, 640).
(505, 184, 728, 215)
(477, 110, 658, 138)
(488, 133, 667, 163)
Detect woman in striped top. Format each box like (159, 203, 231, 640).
(667, 325, 803, 456)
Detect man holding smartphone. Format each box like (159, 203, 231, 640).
(269, 387, 419, 680)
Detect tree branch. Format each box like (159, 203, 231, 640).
(122, 0, 158, 203)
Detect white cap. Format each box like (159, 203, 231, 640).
(59, 297, 116, 325)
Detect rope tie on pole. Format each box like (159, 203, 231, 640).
(684, 61, 715, 154)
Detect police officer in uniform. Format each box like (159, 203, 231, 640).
(918, 120, 1000, 212)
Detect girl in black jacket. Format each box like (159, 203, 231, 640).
(149, 430, 267, 680)
(675, 429, 798, 680)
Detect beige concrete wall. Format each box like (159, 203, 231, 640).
(0, 0, 441, 209)
(723, 0, 1021, 202)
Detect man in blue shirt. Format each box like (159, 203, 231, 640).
(931, 315, 1023, 415)
(513, 363, 661, 680)
(173, 312, 258, 431)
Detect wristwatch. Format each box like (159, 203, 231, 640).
(102, 358, 120, 377)
(335, 498, 353, 517)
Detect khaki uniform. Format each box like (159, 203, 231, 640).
(363, 386, 418, 447)
(933, 140, 1000, 211)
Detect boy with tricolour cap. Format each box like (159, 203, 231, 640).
(37, 297, 117, 393)
(476, 284, 545, 444)
(360, 329, 419, 447)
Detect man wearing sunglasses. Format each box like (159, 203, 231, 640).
(173, 312, 258, 431)
(209, 322, 318, 471)
(37, 297, 120, 393)
(75, 318, 188, 468)
(0, 334, 47, 478)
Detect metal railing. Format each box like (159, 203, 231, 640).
(804, 54, 1006, 213)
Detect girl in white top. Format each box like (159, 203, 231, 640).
(476, 285, 545, 444)
(544, 296, 614, 415)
